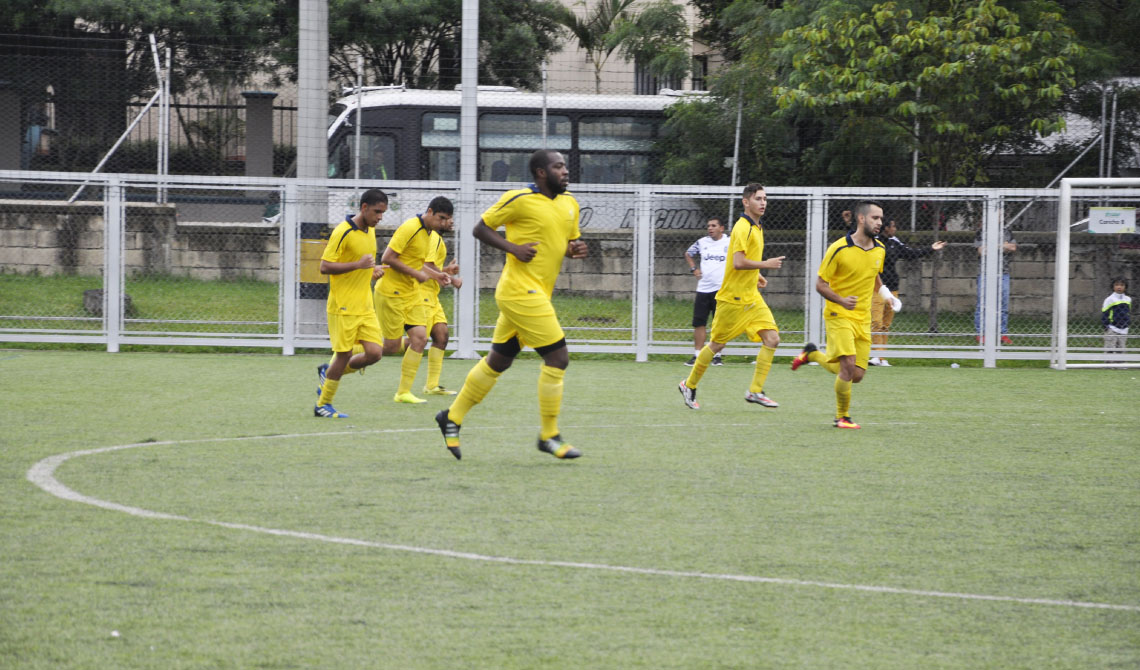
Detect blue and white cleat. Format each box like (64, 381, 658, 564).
(314, 403, 348, 418)
(316, 363, 328, 396)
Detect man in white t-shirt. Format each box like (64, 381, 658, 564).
(684, 216, 729, 366)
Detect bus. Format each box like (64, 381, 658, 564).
(324, 84, 703, 185)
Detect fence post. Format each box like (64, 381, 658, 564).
(281, 183, 298, 355)
(981, 194, 1002, 368)
(634, 187, 652, 362)
(805, 189, 826, 346)
(1051, 180, 1071, 370)
(104, 180, 123, 353)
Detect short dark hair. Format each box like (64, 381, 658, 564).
(707, 216, 725, 228)
(529, 149, 557, 180)
(1111, 277, 1128, 290)
(360, 188, 388, 207)
(742, 183, 765, 199)
(853, 200, 882, 221)
(427, 196, 453, 216)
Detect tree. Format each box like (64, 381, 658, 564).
(327, 0, 565, 90)
(0, 0, 288, 171)
(554, 0, 691, 94)
(772, 0, 1085, 187)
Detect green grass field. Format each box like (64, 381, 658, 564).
(2, 350, 1137, 668)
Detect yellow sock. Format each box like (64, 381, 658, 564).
(398, 348, 423, 394)
(538, 365, 565, 440)
(448, 358, 501, 425)
(317, 378, 340, 406)
(685, 346, 715, 389)
(835, 377, 852, 419)
(426, 347, 445, 389)
(750, 345, 776, 393)
(809, 350, 841, 374)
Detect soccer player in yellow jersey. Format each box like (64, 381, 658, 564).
(314, 188, 388, 418)
(435, 149, 588, 461)
(679, 183, 785, 410)
(375, 197, 453, 404)
(790, 200, 888, 429)
(418, 217, 463, 396)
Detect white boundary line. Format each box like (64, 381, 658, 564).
(25, 428, 1140, 613)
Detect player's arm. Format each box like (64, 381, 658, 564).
(732, 250, 785, 270)
(320, 255, 373, 275)
(473, 220, 537, 262)
(816, 275, 857, 310)
(381, 247, 446, 283)
(565, 239, 587, 259)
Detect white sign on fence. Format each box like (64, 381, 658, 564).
(1088, 207, 1136, 234)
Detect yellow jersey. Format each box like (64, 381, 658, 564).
(818, 234, 886, 324)
(422, 230, 448, 301)
(716, 215, 766, 306)
(481, 186, 581, 300)
(320, 216, 378, 316)
(377, 215, 433, 299)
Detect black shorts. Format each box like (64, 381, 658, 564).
(692, 291, 718, 327)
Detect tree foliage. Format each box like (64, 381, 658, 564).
(772, 0, 1085, 186)
(555, 0, 690, 94)
(327, 0, 565, 91)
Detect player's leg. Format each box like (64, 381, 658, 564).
(742, 303, 779, 406)
(681, 301, 732, 408)
(745, 324, 780, 407)
(876, 291, 897, 365)
(316, 314, 358, 418)
(690, 292, 712, 365)
(870, 290, 886, 364)
(833, 321, 869, 428)
(534, 340, 579, 459)
(424, 309, 454, 394)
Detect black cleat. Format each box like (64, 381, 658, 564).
(537, 434, 581, 459)
(436, 409, 462, 460)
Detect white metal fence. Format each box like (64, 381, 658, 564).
(2, 170, 1137, 367)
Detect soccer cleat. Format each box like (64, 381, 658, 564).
(678, 380, 700, 409)
(423, 385, 458, 396)
(744, 391, 779, 408)
(393, 392, 427, 404)
(684, 355, 697, 366)
(878, 358, 891, 367)
(711, 354, 724, 366)
(435, 409, 462, 460)
(1000, 335, 1013, 345)
(790, 342, 818, 371)
(316, 363, 328, 396)
(314, 403, 348, 418)
(834, 416, 860, 429)
(537, 434, 581, 459)
(868, 357, 882, 366)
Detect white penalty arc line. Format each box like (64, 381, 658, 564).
(25, 430, 1140, 614)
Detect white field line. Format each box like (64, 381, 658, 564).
(25, 428, 1139, 614)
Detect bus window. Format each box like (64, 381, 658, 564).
(479, 114, 571, 150)
(479, 152, 530, 182)
(327, 133, 395, 179)
(422, 113, 460, 180)
(579, 116, 657, 151)
(580, 153, 651, 184)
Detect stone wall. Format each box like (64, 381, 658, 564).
(0, 200, 280, 281)
(2, 200, 1134, 316)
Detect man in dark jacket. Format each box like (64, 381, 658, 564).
(870, 219, 946, 366)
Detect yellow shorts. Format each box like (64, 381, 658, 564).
(375, 290, 431, 340)
(327, 312, 382, 353)
(426, 297, 448, 329)
(708, 299, 778, 344)
(492, 296, 565, 350)
(824, 317, 872, 369)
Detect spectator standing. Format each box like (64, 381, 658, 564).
(1102, 278, 1131, 362)
(684, 217, 729, 366)
(869, 219, 946, 366)
(974, 224, 1017, 344)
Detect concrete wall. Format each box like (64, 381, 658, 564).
(3, 200, 1135, 316)
(0, 200, 280, 281)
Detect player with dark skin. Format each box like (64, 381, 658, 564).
(470, 151, 587, 374)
